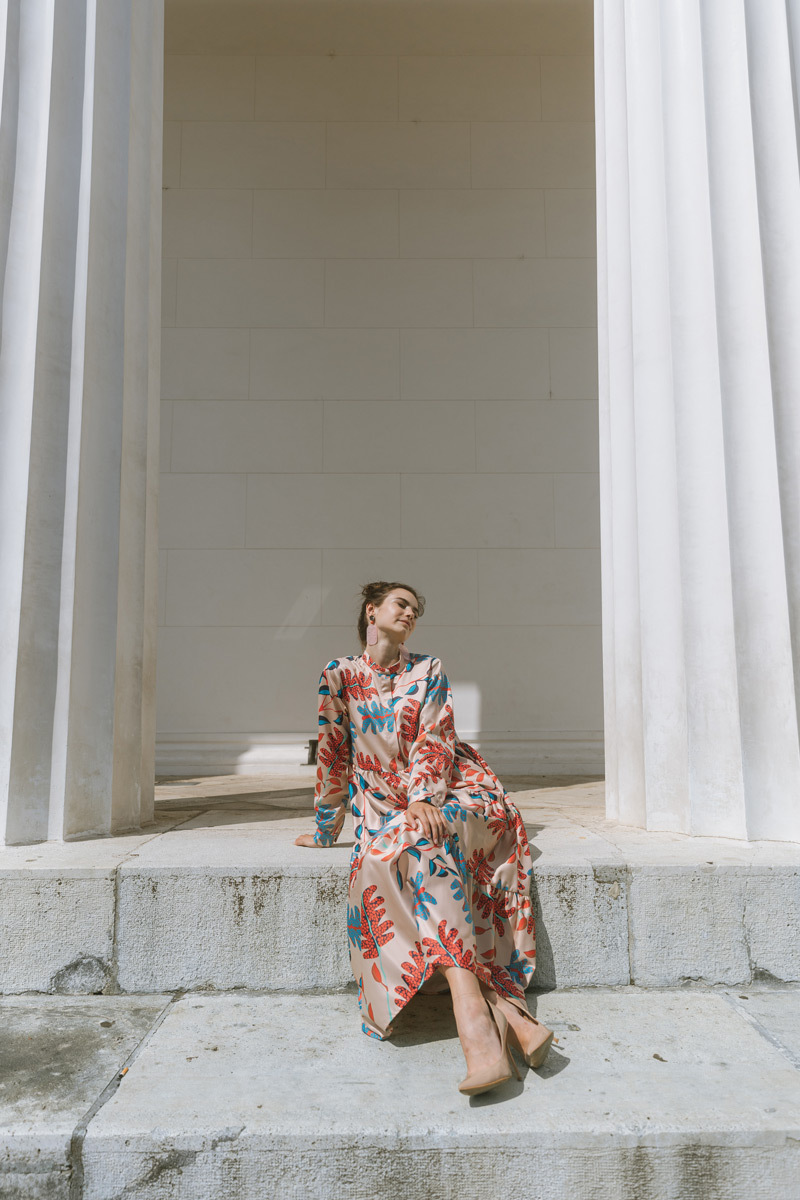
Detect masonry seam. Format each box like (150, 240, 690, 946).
(68, 993, 183, 1200)
(720, 990, 800, 1073)
(109, 808, 218, 994)
(625, 865, 634, 985)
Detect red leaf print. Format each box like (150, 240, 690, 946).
(356, 752, 382, 773)
(394, 942, 428, 1004)
(399, 699, 421, 744)
(422, 920, 474, 970)
(317, 727, 349, 775)
(340, 667, 378, 702)
(414, 729, 454, 779)
(465, 849, 495, 888)
(371, 962, 388, 990)
(360, 884, 395, 959)
(475, 891, 506, 937)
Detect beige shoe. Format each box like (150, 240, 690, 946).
(457, 1001, 522, 1097)
(485, 991, 557, 1069)
(512, 1017, 555, 1068)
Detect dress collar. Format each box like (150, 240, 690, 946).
(362, 645, 410, 675)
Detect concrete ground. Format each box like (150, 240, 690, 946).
(2, 985, 800, 1199)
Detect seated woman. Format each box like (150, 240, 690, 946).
(295, 580, 554, 1097)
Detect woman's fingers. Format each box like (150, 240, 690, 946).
(414, 808, 446, 845)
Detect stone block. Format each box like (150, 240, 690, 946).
(161, 328, 250, 401)
(324, 258, 472, 328)
(475, 400, 600, 474)
(540, 54, 595, 121)
(249, 328, 399, 401)
(554, 473, 601, 548)
(471, 121, 595, 189)
(322, 400, 475, 474)
(255, 55, 397, 121)
(80, 990, 800, 1200)
(400, 328, 550, 401)
(164, 547, 322, 629)
(326, 122, 470, 189)
(176, 259, 324, 330)
(0, 873, 115, 993)
(158, 473, 246, 549)
(398, 55, 541, 121)
(245, 472, 401, 549)
(170, 400, 323, 475)
(629, 868, 753, 986)
(164, 54, 255, 121)
(530, 867, 630, 988)
(399, 188, 545, 259)
(179, 122, 325, 189)
(473, 257, 598, 328)
(116, 867, 351, 992)
(549, 327, 599, 399)
(545, 188, 597, 258)
(478, 548, 602, 627)
(253, 189, 398, 259)
(0, 995, 166, 1198)
(400, 472, 555, 549)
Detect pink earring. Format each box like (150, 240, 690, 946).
(366, 616, 378, 646)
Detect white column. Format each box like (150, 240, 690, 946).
(0, 0, 163, 844)
(596, 0, 800, 840)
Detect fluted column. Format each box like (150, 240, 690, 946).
(596, 0, 800, 840)
(0, 0, 163, 843)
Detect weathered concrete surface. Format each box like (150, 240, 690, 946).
(0, 818, 195, 993)
(2, 777, 800, 995)
(77, 987, 800, 1200)
(0, 996, 167, 1198)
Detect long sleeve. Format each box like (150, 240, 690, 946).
(407, 658, 456, 808)
(313, 664, 351, 846)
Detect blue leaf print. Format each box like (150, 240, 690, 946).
(314, 804, 340, 847)
(505, 947, 528, 989)
(428, 673, 449, 706)
(449, 877, 474, 925)
(358, 701, 395, 734)
(409, 871, 437, 921)
(347, 904, 362, 949)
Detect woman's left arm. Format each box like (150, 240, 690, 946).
(407, 658, 457, 809)
(296, 664, 351, 848)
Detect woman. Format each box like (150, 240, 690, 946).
(295, 580, 554, 1096)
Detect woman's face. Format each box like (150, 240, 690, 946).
(369, 589, 420, 641)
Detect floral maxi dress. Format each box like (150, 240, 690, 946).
(312, 645, 537, 1039)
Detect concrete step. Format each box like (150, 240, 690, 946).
(3, 986, 800, 1199)
(2, 776, 799, 995)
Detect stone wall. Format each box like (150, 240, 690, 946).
(157, 0, 601, 774)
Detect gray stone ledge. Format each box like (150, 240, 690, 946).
(1, 797, 799, 995)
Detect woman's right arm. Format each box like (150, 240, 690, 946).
(298, 663, 351, 848)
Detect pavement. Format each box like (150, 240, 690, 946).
(2, 985, 800, 1199)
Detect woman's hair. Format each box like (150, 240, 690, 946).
(357, 581, 426, 647)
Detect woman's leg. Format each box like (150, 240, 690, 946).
(441, 965, 502, 1075)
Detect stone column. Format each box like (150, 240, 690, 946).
(596, 0, 800, 840)
(0, 0, 163, 844)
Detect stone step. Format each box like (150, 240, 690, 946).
(2, 777, 799, 995)
(3, 987, 800, 1199)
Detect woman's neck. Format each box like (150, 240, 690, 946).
(365, 637, 404, 668)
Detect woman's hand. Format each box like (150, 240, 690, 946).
(294, 833, 318, 848)
(406, 800, 448, 846)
